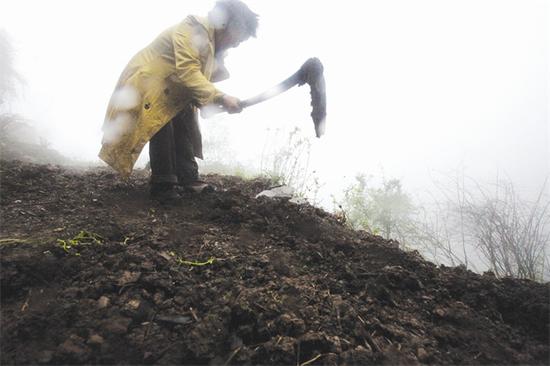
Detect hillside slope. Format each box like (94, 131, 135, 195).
(1, 160, 548, 365)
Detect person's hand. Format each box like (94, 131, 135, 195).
(221, 94, 243, 114)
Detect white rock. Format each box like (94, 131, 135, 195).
(256, 185, 295, 199)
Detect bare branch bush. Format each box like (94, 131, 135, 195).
(414, 173, 549, 281)
(408, 204, 460, 266)
(464, 179, 550, 280)
(260, 127, 321, 202)
(405, 171, 480, 269)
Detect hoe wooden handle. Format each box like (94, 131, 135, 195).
(200, 71, 301, 119)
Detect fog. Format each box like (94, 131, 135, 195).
(1, 0, 548, 208)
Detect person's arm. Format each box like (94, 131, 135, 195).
(172, 22, 224, 106)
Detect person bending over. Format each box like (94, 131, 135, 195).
(99, 0, 258, 201)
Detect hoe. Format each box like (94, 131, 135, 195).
(202, 57, 327, 137)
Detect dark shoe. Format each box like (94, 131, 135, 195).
(180, 180, 215, 194)
(150, 183, 181, 203)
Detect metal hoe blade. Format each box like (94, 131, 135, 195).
(204, 58, 327, 138)
(297, 58, 327, 138)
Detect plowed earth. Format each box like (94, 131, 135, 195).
(1, 160, 548, 365)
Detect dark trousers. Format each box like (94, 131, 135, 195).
(149, 107, 198, 184)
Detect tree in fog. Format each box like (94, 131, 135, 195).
(0, 29, 26, 140)
(0, 30, 55, 162)
(340, 175, 415, 242)
(0, 30, 20, 109)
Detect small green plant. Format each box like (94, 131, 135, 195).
(168, 251, 215, 266)
(57, 231, 104, 256)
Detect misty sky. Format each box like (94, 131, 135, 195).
(1, 0, 548, 206)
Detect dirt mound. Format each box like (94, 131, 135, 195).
(1, 160, 548, 365)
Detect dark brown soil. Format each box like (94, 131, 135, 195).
(1, 159, 548, 365)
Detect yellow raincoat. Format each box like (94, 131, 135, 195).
(99, 16, 224, 177)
